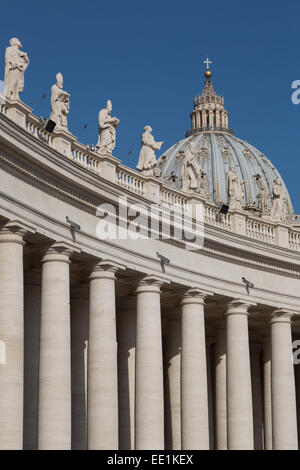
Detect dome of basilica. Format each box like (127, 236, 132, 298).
(158, 67, 294, 218)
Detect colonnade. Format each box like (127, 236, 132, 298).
(0, 222, 299, 450)
(191, 108, 229, 131)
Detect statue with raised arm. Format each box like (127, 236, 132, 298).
(50, 73, 70, 130)
(97, 100, 119, 154)
(136, 126, 163, 176)
(270, 178, 286, 222)
(227, 165, 246, 210)
(4, 38, 29, 100)
(181, 141, 201, 192)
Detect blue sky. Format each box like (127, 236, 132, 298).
(1, 0, 300, 212)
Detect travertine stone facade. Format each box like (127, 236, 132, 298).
(1, 54, 300, 451)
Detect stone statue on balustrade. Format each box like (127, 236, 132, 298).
(227, 165, 246, 211)
(50, 73, 70, 131)
(136, 126, 163, 177)
(4, 38, 29, 100)
(270, 178, 286, 222)
(254, 174, 268, 215)
(181, 141, 201, 193)
(199, 169, 209, 198)
(97, 100, 119, 154)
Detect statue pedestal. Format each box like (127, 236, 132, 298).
(144, 176, 161, 204)
(52, 129, 76, 159)
(186, 197, 205, 220)
(5, 98, 32, 128)
(275, 223, 289, 249)
(97, 152, 120, 183)
(231, 210, 247, 236)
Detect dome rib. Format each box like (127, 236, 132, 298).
(159, 131, 294, 216)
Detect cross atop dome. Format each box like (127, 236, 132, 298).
(203, 57, 213, 79)
(204, 58, 212, 69)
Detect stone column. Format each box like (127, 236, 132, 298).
(166, 317, 181, 450)
(226, 300, 254, 450)
(215, 324, 227, 450)
(250, 343, 264, 450)
(271, 310, 298, 450)
(135, 276, 166, 450)
(221, 111, 225, 128)
(117, 300, 136, 450)
(191, 113, 196, 131)
(181, 289, 211, 450)
(88, 261, 124, 450)
(71, 287, 89, 450)
(225, 113, 229, 129)
(38, 243, 73, 450)
(23, 269, 41, 450)
(263, 333, 272, 450)
(0, 222, 26, 450)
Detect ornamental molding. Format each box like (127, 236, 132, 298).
(201, 243, 300, 278)
(0, 144, 300, 280)
(0, 148, 100, 212)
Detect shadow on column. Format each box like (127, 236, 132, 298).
(23, 279, 41, 450)
(207, 341, 216, 450)
(117, 309, 136, 450)
(164, 319, 181, 451)
(250, 345, 264, 450)
(163, 334, 172, 450)
(118, 348, 132, 449)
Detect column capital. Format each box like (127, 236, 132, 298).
(270, 309, 296, 324)
(181, 288, 213, 306)
(41, 241, 77, 264)
(136, 274, 170, 295)
(225, 299, 256, 317)
(89, 259, 126, 281)
(0, 220, 35, 244)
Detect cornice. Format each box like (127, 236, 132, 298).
(203, 223, 300, 266)
(0, 149, 299, 279)
(0, 148, 100, 212)
(201, 244, 300, 279)
(1, 116, 300, 281)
